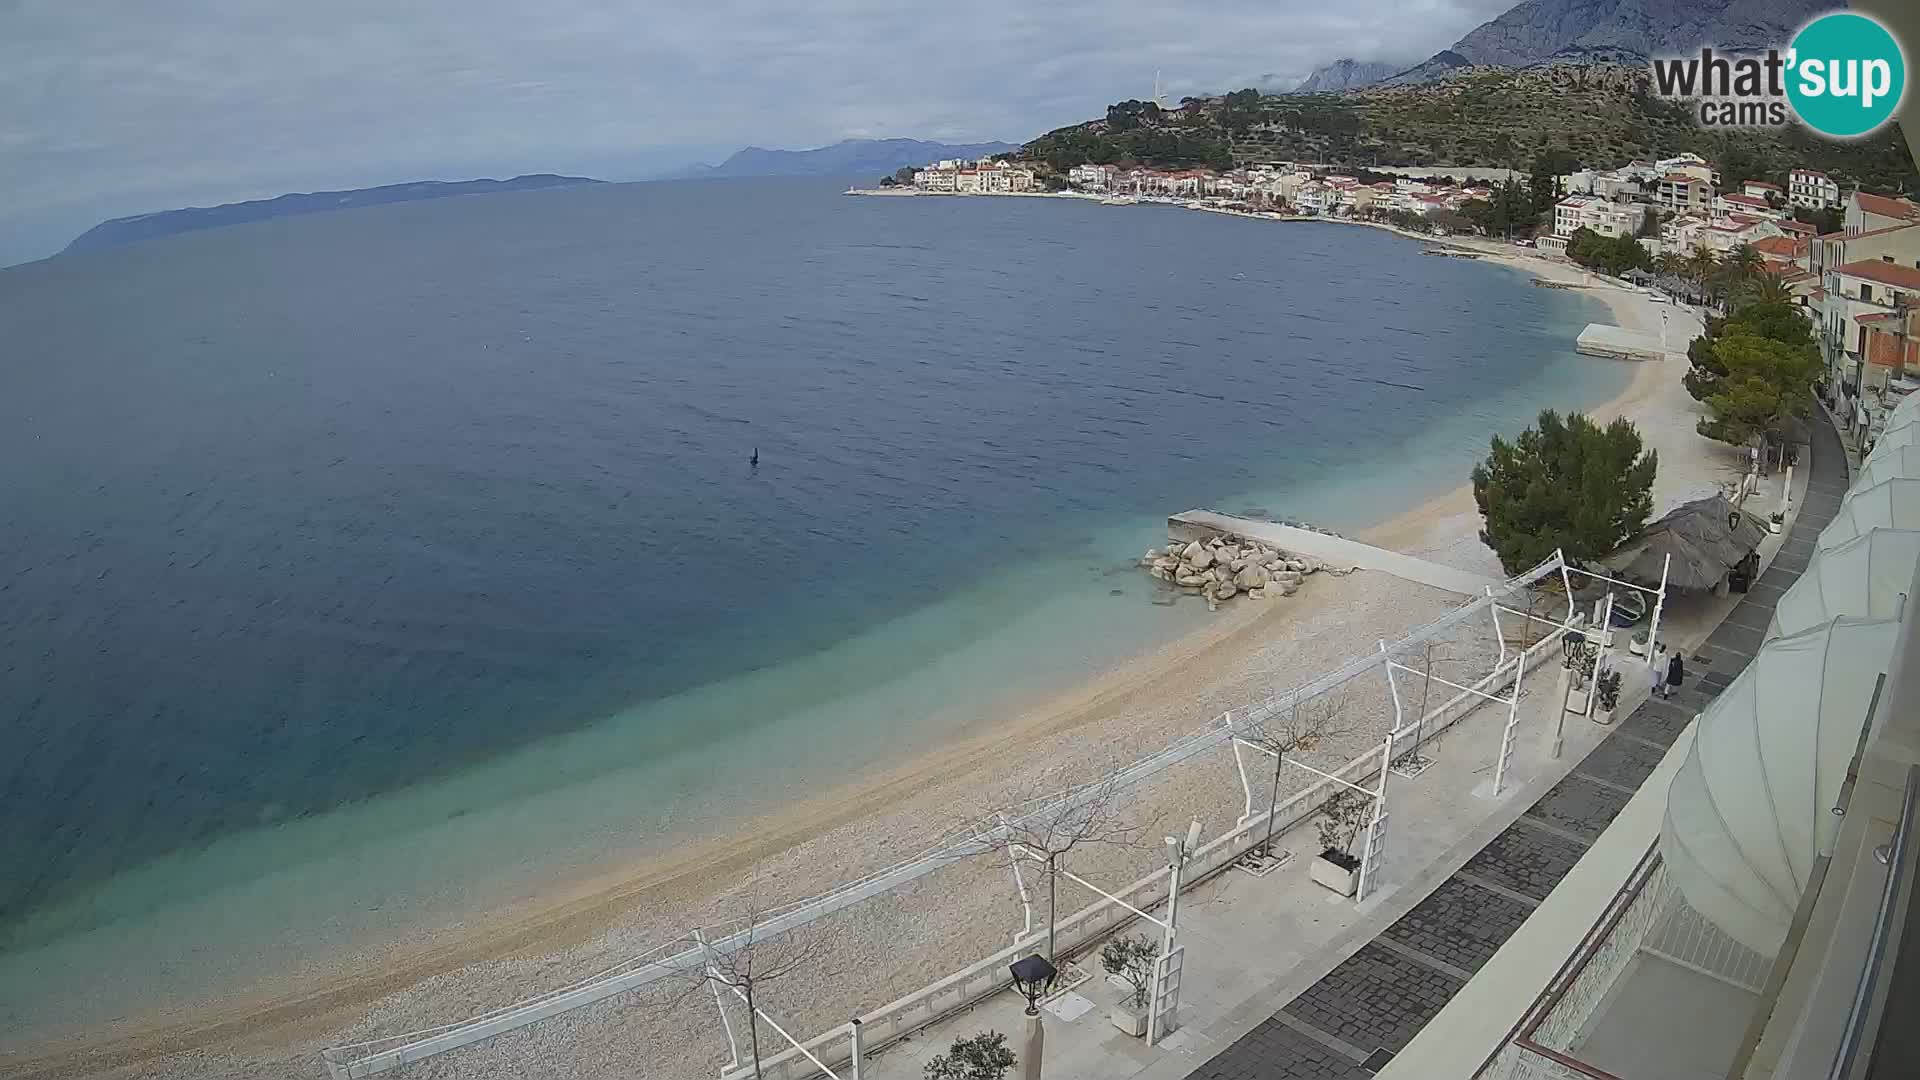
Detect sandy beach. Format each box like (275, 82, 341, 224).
(5, 226, 1739, 1080)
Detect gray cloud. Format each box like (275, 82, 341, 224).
(0, 0, 1511, 263)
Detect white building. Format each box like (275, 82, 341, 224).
(1553, 194, 1648, 239)
(1067, 164, 1115, 191)
(1714, 191, 1787, 221)
(1656, 172, 1714, 213)
(1789, 167, 1841, 209)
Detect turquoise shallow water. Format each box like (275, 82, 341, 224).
(0, 180, 1620, 1032)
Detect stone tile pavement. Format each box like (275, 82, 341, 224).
(1183, 405, 1849, 1077)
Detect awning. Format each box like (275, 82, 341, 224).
(1768, 528, 1920, 639)
(1866, 414, 1920, 462)
(1854, 443, 1920, 489)
(1819, 477, 1920, 546)
(1607, 494, 1769, 591)
(1660, 616, 1901, 954)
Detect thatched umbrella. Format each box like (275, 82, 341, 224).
(1607, 494, 1769, 591)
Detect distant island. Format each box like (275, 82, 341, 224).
(672, 138, 1019, 180)
(63, 174, 602, 255)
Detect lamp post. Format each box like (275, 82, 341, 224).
(1009, 953, 1058, 1080)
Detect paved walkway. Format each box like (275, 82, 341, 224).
(1184, 407, 1849, 1079)
(1168, 512, 1500, 596)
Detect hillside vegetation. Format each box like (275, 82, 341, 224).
(1020, 65, 1917, 195)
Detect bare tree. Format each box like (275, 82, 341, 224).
(967, 772, 1147, 965)
(1399, 641, 1461, 766)
(678, 900, 839, 1079)
(1239, 687, 1359, 863)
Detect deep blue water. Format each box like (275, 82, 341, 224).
(0, 178, 1616, 980)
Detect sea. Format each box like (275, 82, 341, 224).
(0, 178, 1620, 1035)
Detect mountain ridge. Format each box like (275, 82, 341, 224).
(64, 174, 601, 255)
(1385, 0, 1827, 85)
(1294, 59, 1402, 93)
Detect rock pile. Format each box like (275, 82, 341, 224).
(1139, 535, 1323, 610)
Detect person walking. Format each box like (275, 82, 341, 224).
(1665, 648, 1686, 701)
(1651, 644, 1668, 700)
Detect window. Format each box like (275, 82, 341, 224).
(1862, 283, 1874, 302)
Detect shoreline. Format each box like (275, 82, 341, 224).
(5, 210, 1708, 1078)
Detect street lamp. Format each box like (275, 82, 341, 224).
(1008, 954, 1057, 1080)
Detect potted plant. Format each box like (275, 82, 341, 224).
(925, 1031, 1016, 1080)
(1594, 669, 1622, 724)
(1309, 789, 1371, 897)
(1769, 509, 1785, 534)
(1099, 934, 1161, 1037)
(1630, 629, 1648, 657)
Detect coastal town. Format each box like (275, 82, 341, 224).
(885, 150, 1920, 459)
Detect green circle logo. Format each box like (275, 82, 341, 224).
(1786, 12, 1906, 138)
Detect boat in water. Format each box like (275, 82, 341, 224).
(1099, 194, 1139, 206)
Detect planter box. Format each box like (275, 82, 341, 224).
(1110, 1003, 1149, 1037)
(1310, 852, 1359, 897)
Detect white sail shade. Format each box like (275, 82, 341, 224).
(1660, 617, 1900, 954)
(1819, 477, 1920, 547)
(1853, 443, 1920, 490)
(1865, 416, 1920, 464)
(1768, 528, 1920, 639)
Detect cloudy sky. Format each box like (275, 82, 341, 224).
(0, 0, 1512, 264)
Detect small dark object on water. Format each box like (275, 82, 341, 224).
(1110, 588, 1125, 596)
(750, 447, 759, 468)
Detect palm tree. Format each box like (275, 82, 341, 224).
(1685, 245, 1718, 305)
(1745, 270, 1792, 307)
(1726, 242, 1763, 281)
(1654, 251, 1684, 278)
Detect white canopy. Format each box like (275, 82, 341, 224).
(1819, 477, 1920, 547)
(1866, 415, 1920, 464)
(1853, 443, 1920, 490)
(1887, 390, 1920, 427)
(1661, 616, 1900, 954)
(1768, 528, 1920, 639)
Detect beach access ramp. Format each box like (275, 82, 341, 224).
(1168, 510, 1501, 596)
(1576, 323, 1667, 362)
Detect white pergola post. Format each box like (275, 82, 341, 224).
(1493, 652, 1525, 797)
(1646, 553, 1672, 671)
(695, 930, 743, 1075)
(1487, 585, 1508, 669)
(1379, 640, 1404, 749)
(849, 1018, 864, 1080)
(1357, 737, 1393, 900)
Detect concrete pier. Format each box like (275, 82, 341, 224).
(1168, 510, 1501, 597)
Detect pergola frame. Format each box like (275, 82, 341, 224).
(1230, 732, 1394, 899)
(1003, 837, 1193, 1045)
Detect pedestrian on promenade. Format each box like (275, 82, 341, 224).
(1666, 649, 1685, 700)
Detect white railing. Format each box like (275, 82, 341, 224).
(324, 553, 1572, 1078)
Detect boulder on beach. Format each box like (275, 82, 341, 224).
(1184, 544, 1214, 570)
(1214, 581, 1238, 600)
(1175, 572, 1207, 588)
(1249, 587, 1267, 599)
(1235, 564, 1268, 589)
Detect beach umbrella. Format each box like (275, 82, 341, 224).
(1853, 443, 1920, 490)
(1768, 528, 1920, 640)
(1661, 616, 1900, 954)
(1606, 494, 1768, 591)
(1818, 477, 1920, 548)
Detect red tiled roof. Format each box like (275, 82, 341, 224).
(1721, 193, 1771, 208)
(1834, 259, 1920, 290)
(1752, 236, 1806, 258)
(1856, 192, 1920, 221)
(1792, 168, 1830, 179)
(1744, 181, 1783, 191)
(1858, 312, 1908, 325)
(1779, 220, 1817, 236)
(1662, 173, 1706, 184)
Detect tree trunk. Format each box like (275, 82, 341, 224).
(1262, 748, 1284, 856)
(1046, 855, 1058, 964)
(746, 983, 762, 1079)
